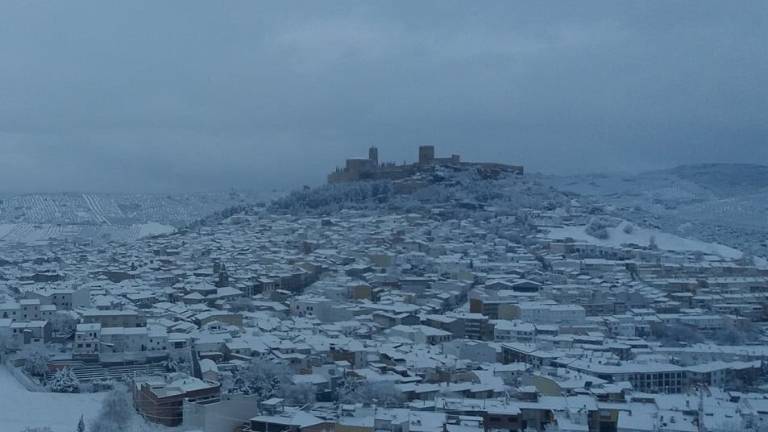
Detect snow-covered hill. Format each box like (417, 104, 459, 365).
(538, 164, 768, 260)
(0, 190, 279, 245)
(271, 164, 568, 216)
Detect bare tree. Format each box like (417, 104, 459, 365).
(651, 323, 704, 346)
(225, 358, 316, 406)
(50, 313, 78, 338)
(89, 385, 135, 432)
(283, 383, 316, 405)
(22, 348, 50, 377)
(339, 380, 404, 407)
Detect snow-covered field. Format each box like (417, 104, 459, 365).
(137, 222, 176, 238)
(0, 224, 15, 239)
(544, 221, 744, 259)
(0, 222, 175, 244)
(0, 191, 275, 226)
(0, 366, 104, 432)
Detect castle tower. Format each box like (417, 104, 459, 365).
(418, 145, 435, 164)
(368, 146, 379, 165)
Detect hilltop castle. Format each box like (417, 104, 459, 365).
(327, 145, 523, 184)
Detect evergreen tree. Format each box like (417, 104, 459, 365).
(49, 367, 80, 393)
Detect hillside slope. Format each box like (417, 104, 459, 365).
(271, 164, 570, 216)
(539, 164, 768, 258)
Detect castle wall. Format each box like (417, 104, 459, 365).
(328, 147, 523, 184)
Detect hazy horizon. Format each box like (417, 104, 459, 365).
(1, 1, 766, 193)
(2, 160, 768, 195)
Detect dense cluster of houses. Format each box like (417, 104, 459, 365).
(1, 198, 767, 432)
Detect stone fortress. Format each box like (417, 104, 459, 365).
(328, 145, 524, 184)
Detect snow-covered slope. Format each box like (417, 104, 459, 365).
(539, 164, 768, 259)
(136, 222, 176, 238)
(0, 224, 14, 239)
(0, 366, 104, 432)
(543, 221, 743, 259)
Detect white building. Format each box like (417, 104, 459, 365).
(509, 302, 586, 326)
(74, 323, 102, 358)
(100, 327, 150, 353)
(387, 325, 452, 345)
(494, 320, 536, 342)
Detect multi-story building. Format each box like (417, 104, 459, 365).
(81, 309, 146, 328)
(100, 327, 150, 353)
(133, 374, 220, 427)
(26, 287, 90, 310)
(564, 360, 686, 394)
(507, 302, 586, 326)
(74, 323, 102, 360)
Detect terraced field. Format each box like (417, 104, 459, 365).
(0, 190, 279, 244)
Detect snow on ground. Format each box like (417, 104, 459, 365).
(544, 221, 744, 259)
(137, 222, 175, 238)
(0, 366, 105, 432)
(0, 223, 175, 244)
(0, 224, 14, 239)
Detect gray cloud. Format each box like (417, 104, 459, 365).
(0, 1, 766, 192)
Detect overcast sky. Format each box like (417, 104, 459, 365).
(0, 1, 766, 193)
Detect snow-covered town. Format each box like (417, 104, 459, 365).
(2, 146, 767, 432)
(3, 2, 767, 432)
